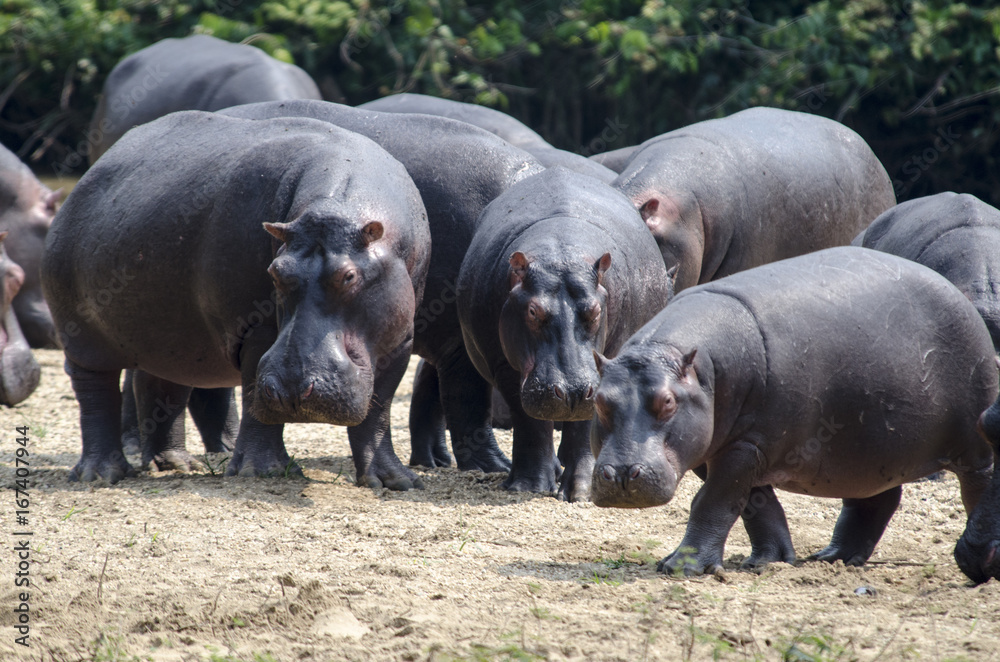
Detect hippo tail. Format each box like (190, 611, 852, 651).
(979, 356, 1000, 452)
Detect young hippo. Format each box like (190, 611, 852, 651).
(591, 246, 997, 575)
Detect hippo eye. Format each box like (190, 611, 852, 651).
(652, 390, 677, 422)
(584, 301, 602, 330)
(526, 301, 545, 329)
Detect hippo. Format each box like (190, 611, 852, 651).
(42, 111, 430, 486)
(613, 107, 896, 292)
(1, 234, 40, 406)
(221, 99, 544, 475)
(360, 93, 616, 183)
(957, 393, 1000, 584)
(88, 34, 321, 165)
(587, 146, 639, 173)
(590, 246, 997, 575)
(457, 167, 673, 500)
(853, 192, 1000, 349)
(0, 144, 61, 348)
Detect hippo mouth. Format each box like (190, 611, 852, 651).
(519, 371, 596, 422)
(0, 316, 41, 406)
(590, 461, 677, 509)
(251, 371, 373, 426)
(954, 536, 1000, 585)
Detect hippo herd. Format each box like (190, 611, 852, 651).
(1, 35, 998, 585)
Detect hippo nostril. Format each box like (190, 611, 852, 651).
(600, 465, 616, 482)
(301, 382, 314, 400)
(584, 385, 595, 400)
(553, 384, 566, 401)
(263, 380, 277, 401)
(628, 464, 642, 480)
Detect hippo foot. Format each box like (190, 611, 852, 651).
(809, 543, 872, 567)
(501, 463, 559, 494)
(557, 459, 594, 503)
(357, 457, 425, 491)
(409, 448, 452, 468)
(454, 447, 511, 474)
(656, 546, 723, 577)
(225, 447, 302, 478)
(69, 454, 137, 485)
(740, 540, 797, 570)
(121, 431, 141, 455)
(144, 449, 204, 473)
(409, 431, 452, 468)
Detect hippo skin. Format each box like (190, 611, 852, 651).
(590, 246, 997, 575)
(0, 144, 61, 348)
(587, 146, 639, 174)
(360, 93, 616, 183)
(613, 107, 896, 292)
(457, 167, 673, 500)
(850, 192, 1000, 584)
(88, 35, 321, 165)
(42, 112, 430, 486)
(0, 234, 39, 406)
(222, 99, 544, 475)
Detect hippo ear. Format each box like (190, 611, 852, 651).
(263, 222, 290, 243)
(593, 350, 610, 376)
(46, 188, 64, 211)
(509, 251, 529, 289)
(594, 252, 612, 285)
(678, 348, 697, 381)
(640, 196, 680, 231)
(361, 221, 384, 246)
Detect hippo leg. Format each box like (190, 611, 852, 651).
(811, 486, 902, 566)
(496, 367, 560, 493)
(408, 359, 451, 468)
(690, 465, 796, 568)
(119, 370, 141, 454)
(657, 442, 761, 576)
(226, 332, 297, 478)
(351, 342, 424, 490)
(188, 387, 238, 453)
(556, 420, 594, 502)
(133, 371, 201, 473)
(438, 350, 511, 473)
(65, 359, 135, 484)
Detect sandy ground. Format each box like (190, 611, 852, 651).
(1, 349, 999, 662)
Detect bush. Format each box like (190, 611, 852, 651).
(2, 1, 999, 206)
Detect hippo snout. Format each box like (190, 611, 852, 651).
(521, 375, 597, 421)
(591, 458, 677, 509)
(955, 535, 1000, 585)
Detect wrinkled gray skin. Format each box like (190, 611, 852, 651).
(613, 107, 896, 292)
(850, 192, 1000, 583)
(360, 93, 616, 183)
(42, 112, 430, 487)
(0, 144, 61, 348)
(588, 146, 639, 174)
(222, 100, 543, 476)
(0, 234, 40, 406)
(459, 167, 673, 500)
(591, 247, 997, 576)
(88, 34, 321, 165)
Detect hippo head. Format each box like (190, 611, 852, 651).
(0, 157, 61, 348)
(0, 233, 41, 406)
(590, 344, 713, 508)
(499, 248, 610, 421)
(251, 212, 416, 426)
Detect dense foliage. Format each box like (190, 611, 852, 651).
(2, 1, 999, 204)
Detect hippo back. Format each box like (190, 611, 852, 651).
(853, 192, 1000, 349)
(89, 35, 321, 164)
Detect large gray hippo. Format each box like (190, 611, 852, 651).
(1, 234, 40, 406)
(360, 93, 616, 182)
(0, 144, 61, 348)
(88, 34, 321, 164)
(222, 99, 544, 476)
(613, 107, 896, 292)
(42, 112, 430, 487)
(853, 192, 1000, 349)
(457, 167, 673, 500)
(590, 247, 997, 575)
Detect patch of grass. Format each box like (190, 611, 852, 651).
(205, 654, 278, 662)
(230, 615, 247, 628)
(283, 455, 298, 478)
(778, 633, 851, 661)
(89, 633, 147, 662)
(460, 631, 545, 662)
(596, 548, 630, 569)
(585, 571, 622, 586)
(628, 539, 663, 566)
(528, 606, 556, 621)
(62, 505, 87, 521)
(124, 532, 137, 548)
(202, 454, 230, 476)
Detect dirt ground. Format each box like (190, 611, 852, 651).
(1, 349, 999, 662)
